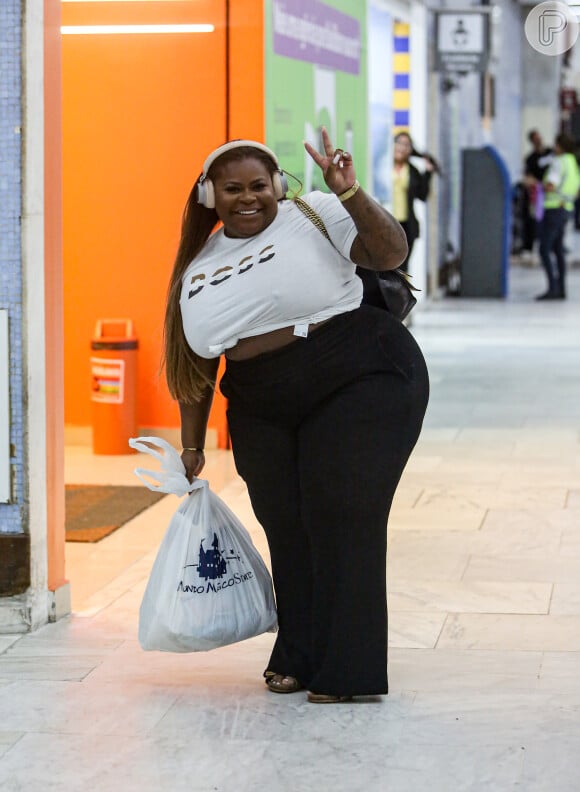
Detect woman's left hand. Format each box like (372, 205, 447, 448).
(304, 126, 357, 196)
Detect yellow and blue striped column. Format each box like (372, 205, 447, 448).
(393, 21, 410, 135)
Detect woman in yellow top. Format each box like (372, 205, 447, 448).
(392, 132, 434, 272)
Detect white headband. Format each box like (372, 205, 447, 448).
(201, 140, 280, 178)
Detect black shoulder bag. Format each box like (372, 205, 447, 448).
(293, 196, 418, 322)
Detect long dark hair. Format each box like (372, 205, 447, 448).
(162, 146, 281, 403)
(394, 131, 442, 175)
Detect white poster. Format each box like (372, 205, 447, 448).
(438, 14, 485, 53)
(368, 1, 394, 205)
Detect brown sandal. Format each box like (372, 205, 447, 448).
(307, 692, 352, 703)
(265, 674, 303, 694)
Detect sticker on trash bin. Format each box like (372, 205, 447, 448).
(91, 357, 125, 403)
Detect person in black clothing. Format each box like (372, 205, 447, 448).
(163, 130, 429, 703)
(391, 132, 434, 272)
(522, 129, 553, 254)
(525, 129, 554, 182)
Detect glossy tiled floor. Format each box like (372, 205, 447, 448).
(1, 262, 580, 791)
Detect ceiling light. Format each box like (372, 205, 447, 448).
(61, 1, 189, 3)
(61, 24, 214, 34)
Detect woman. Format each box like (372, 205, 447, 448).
(163, 129, 429, 703)
(392, 132, 433, 272)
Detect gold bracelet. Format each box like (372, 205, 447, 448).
(182, 447, 204, 452)
(337, 180, 360, 202)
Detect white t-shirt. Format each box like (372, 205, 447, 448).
(180, 191, 362, 358)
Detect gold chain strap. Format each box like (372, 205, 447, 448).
(293, 195, 418, 291)
(293, 197, 331, 242)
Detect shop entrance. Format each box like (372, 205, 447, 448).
(47, 0, 265, 602)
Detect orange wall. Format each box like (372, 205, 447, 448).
(45, 0, 66, 591)
(229, 0, 265, 139)
(62, 1, 265, 445)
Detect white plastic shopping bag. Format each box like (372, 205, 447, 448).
(129, 436, 278, 652)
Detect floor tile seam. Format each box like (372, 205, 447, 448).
(406, 673, 580, 700)
(14, 634, 126, 652)
(149, 694, 220, 738)
(546, 583, 556, 617)
(439, 608, 551, 622)
(70, 552, 157, 615)
(63, 658, 107, 685)
(410, 488, 425, 508)
(431, 611, 451, 650)
(390, 605, 551, 617)
(474, 507, 488, 532)
(440, 613, 580, 634)
(0, 726, 178, 741)
(72, 586, 141, 619)
(419, 482, 571, 494)
(5, 677, 202, 696)
(0, 638, 25, 658)
(536, 651, 549, 689)
(0, 731, 26, 762)
(0, 649, 111, 665)
(0, 669, 107, 685)
(463, 549, 580, 568)
(389, 646, 548, 676)
(459, 550, 473, 583)
(1, 730, 424, 746)
(388, 575, 557, 589)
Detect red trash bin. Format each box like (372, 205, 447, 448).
(90, 319, 138, 455)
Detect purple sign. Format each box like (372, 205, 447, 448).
(272, 0, 361, 75)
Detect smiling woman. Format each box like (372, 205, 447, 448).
(159, 134, 429, 703)
(212, 159, 281, 239)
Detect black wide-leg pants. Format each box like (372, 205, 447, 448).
(219, 305, 429, 696)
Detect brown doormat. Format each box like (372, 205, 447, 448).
(65, 484, 166, 543)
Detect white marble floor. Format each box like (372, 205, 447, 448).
(1, 264, 580, 791)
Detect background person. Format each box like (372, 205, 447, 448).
(522, 129, 553, 261)
(391, 131, 434, 273)
(163, 129, 429, 704)
(536, 133, 580, 300)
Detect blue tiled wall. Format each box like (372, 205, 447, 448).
(0, 1, 24, 533)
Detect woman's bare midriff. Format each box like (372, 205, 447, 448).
(225, 319, 331, 361)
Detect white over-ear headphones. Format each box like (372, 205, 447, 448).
(196, 140, 289, 208)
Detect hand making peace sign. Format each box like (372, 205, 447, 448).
(304, 126, 357, 197)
